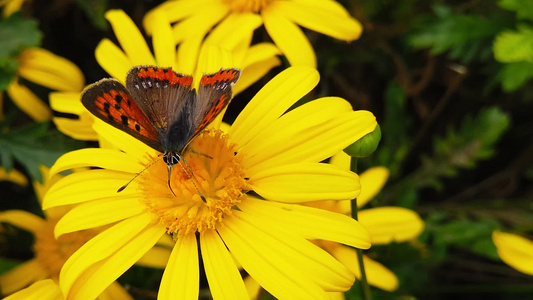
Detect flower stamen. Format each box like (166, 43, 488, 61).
(140, 130, 250, 235)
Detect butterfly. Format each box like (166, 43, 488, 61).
(81, 66, 241, 196)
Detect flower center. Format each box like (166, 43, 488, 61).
(140, 129, 249, 235)
(33, 217, 96, 277)
(223, 0, 273, 13)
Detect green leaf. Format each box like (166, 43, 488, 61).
(0, 12, 42, 93)
(409, 5, 503, 63)
(493, 26, 533, 63)
(498, 61, 533, 92)
(0, 58, 18, 92)
(74, 0, 109, 31)
(498, 0, 533, 20)
(413, 107, 510, 190)
(432, 218, 500, 260)
(0, 12, 42, 59)
(0, 122, 84, 182)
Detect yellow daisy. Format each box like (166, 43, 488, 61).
(0, 166, 170, 298)
(52, 9, 281, 141)
(43, 66, 377, 299)
(4, 48, 84, 122)
(305, 152, 425, 294)
(492, 231, 533, 276)
(144, 0, 363, 68)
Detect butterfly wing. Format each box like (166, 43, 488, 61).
(125, 66, 196, 152)
(81, 78, 162, 151)
(188, 68, 241, 141)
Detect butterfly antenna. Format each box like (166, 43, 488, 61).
(176, 158, 207, 203)
(118, 155, 163, 193)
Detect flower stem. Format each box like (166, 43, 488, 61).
(350, 158, 372, 300)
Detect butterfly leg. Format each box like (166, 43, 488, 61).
(189, 148, 213, 159)
(176, 159, 207, 203)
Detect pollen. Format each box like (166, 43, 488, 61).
(33, 216, 97, 276)
(223, 0, 272, 13)
(139, 129, 250, 236)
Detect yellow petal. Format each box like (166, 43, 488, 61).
(241, 96, 353, 171)
(0, 167, 28, 186)
(43, 170, 139, 210)
(246, 109, 377, 174)
(92, 118, 157, 160)
(143, 0, 212, 33)
(95, 39, 132, 84)
(50, 91, 98, 141)
(358, 207, 425, 244)
(0, 259, 49, 295)
(262, 7, 316, 67)
(233, 56, 280, 95)
(172, 3, 229, 44)
(330, 245, 399, 291)
(175, 36, 203, 75)
(49, 91, 84, 114)
(55, 195, 145, 236)
(220, 211, 352, 297)
(493, 231, 533, 276)
(242, 42, 281, 67)
(99, 282, 133, 300)
(7, 79, 51, 121)
(49, 148, 143, 177)
(243, 276, 261, 299)
(229, 66, 319, 147)
(1, 0, 25, 17)
(4, 279, 62, 300)
(239, 197, 371, 249)
(150, 9, 176, 68)
(68, 223, 165, 300)
(159, 233, 199, 300)
(59, 213, 153, 296)
(136, 246, 171, 268)
(357, 166, 390, 208)
(18, 48, 85, 92)
(251, 162, 360, 203)
(200, 230, 248, 299)
(269, 1, 362, 41)
(52, 117, 98, 141)
(330, 151, 351, 169)
(218, 217, 326, 299)
(0, 210, 45, 234)
(204, 13, 262, 50)
(105, 10, 155, 66)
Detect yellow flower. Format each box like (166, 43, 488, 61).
(52, 9, 281, 141)
(492, 231, 533, 276)
(305, 152, 425, 293)
(144, 0, 362, 67)
(43, 66, 377, 299)
(0, 166, 170, 299)
(4, 48, 84, 122)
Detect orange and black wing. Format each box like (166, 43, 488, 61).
(81, 78, 162, 151)
(189, 68, 241, 141)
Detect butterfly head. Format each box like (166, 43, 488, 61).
(163, 151, 181, 168)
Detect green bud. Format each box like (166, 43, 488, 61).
(344, 124, 381, 158)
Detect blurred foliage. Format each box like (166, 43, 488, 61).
(0, 0, 531, 299)
(0, 12, 41, 91)
(0, 121, 84, 181)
